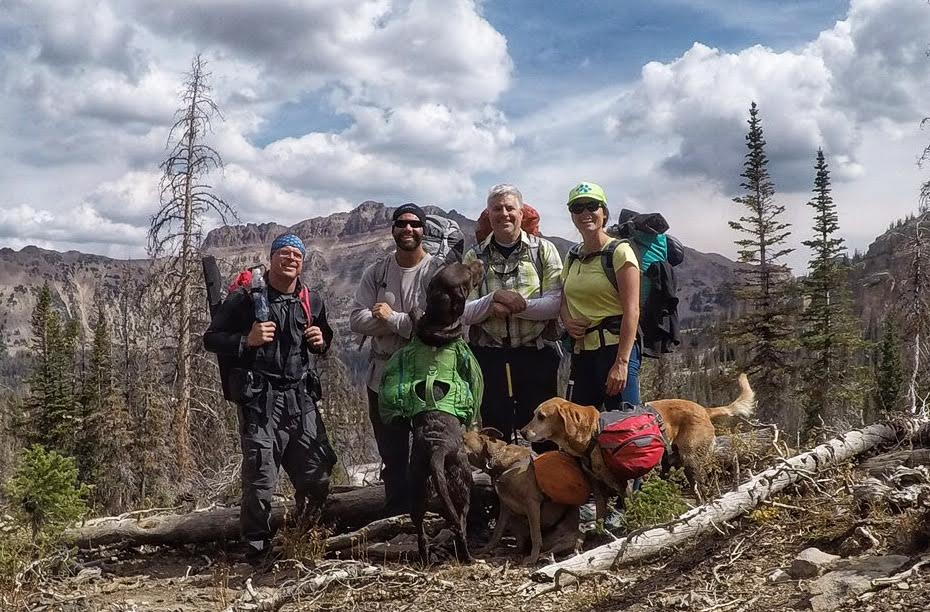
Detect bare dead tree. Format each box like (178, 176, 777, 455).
(147, 54, 236, 480)
(903, 118, 930, 416)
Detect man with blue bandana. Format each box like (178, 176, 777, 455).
(204, 232, 337, 561)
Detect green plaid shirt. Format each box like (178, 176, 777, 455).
(463, 231, 563, 348)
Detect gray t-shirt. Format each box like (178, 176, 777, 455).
(349, 253, 441, 391)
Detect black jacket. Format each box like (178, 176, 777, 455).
(641, 261, 680, 358)
(204, 278, 332, 405)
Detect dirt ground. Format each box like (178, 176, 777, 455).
(9, 468, 930, 612)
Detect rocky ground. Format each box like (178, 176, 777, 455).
(8, 458, 929, 612)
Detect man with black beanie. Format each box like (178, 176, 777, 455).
(350, 204, 442, 515)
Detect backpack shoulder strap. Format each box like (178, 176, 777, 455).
(298, 286, 313, 323)
(600, 239, 623, 293)
(526, 235, 544, 296)
(376, 253, 393, 289)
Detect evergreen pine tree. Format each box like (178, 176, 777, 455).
(876, 318, 904, 413)
(80, 303, 134, 510)
(25, 285, 79, 454)
(800, 149, 867, 434)
(728, 102, 797, 423)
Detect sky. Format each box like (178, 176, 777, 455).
(1, 0, 929, 273)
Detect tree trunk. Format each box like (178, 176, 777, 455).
(529, 419, 924, 587)
(858, 449, 930, 478)
(173, 70, 200, 482)
(64, 476, 495, 549)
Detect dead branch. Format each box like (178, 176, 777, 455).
(222, 560, 424, 612)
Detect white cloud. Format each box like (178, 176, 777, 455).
(0, 204, 146, 246)
(0, 0, 927, 275)
(0, 0, 515, 252)
(606, 0, 930, 192)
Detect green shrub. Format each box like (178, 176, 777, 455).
(3, 444, 88, 541)
(622, 476, 689, 531)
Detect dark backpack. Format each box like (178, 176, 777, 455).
(596, 406, 666, 480)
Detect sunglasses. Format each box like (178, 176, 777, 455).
(393, 220, 424, 229)
(569, 200, 603, 215)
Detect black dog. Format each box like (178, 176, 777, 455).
(416, 260, 483, 347)
(409, 261, 483, 564)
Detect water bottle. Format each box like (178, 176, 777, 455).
(250, 267, 270, 322)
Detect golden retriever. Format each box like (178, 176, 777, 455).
(520, 373, 754, 524)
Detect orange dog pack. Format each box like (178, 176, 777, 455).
(533, 451, 591, 506)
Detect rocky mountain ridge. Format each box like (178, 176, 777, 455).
(8, 201, 913, 358)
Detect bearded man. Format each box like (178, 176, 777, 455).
(350, 203, 443, 515)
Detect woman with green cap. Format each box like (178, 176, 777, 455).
(560, 182, 641, 409)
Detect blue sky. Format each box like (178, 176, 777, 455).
(0, 0, 928, 272)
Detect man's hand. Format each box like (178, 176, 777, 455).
(489, 301, 511, 319)
(247, 321, 276, 347)
(562, 316, 590, 340)
(493, 289, 527, 314)
(304, 325, 325, 350)
(371, 302, 394, 321)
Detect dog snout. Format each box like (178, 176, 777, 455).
(519, 424, 538, 442)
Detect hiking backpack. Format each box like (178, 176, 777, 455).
(565, 209, 683, 357)
(422, 214, 465, 264)
(595, 405, 666, 480)
(474, 203, 541, 243)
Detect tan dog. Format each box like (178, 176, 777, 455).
(520, 373, 755, 524)
(463, 429, 581, 565)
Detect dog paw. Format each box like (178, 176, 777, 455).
(521, 554, 540, 566)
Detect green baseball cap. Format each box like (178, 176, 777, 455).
(567, 182, 607, 206)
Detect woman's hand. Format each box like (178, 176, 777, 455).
(605, 358, 629, 397)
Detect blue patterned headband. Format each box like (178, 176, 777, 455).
(270, 233, 306, 256)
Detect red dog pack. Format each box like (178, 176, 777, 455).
(596, 406, 666, 480)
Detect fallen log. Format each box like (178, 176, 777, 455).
(65, 476, 494, 550)
(324, 514, 443, 554)
(854, 465, 930, 515)
(858, 449, 930, 478)
(528, 419, 927, 590)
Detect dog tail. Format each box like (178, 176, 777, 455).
(705, 373, 755, 420)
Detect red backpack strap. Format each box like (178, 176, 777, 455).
(299, 286, 312, 324)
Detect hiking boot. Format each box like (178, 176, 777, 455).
(604, 508, 625, 533)
(245, 539, 272, 564)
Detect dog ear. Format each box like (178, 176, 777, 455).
(479, 427, 504, 441)
(556, 401, 579, 441)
